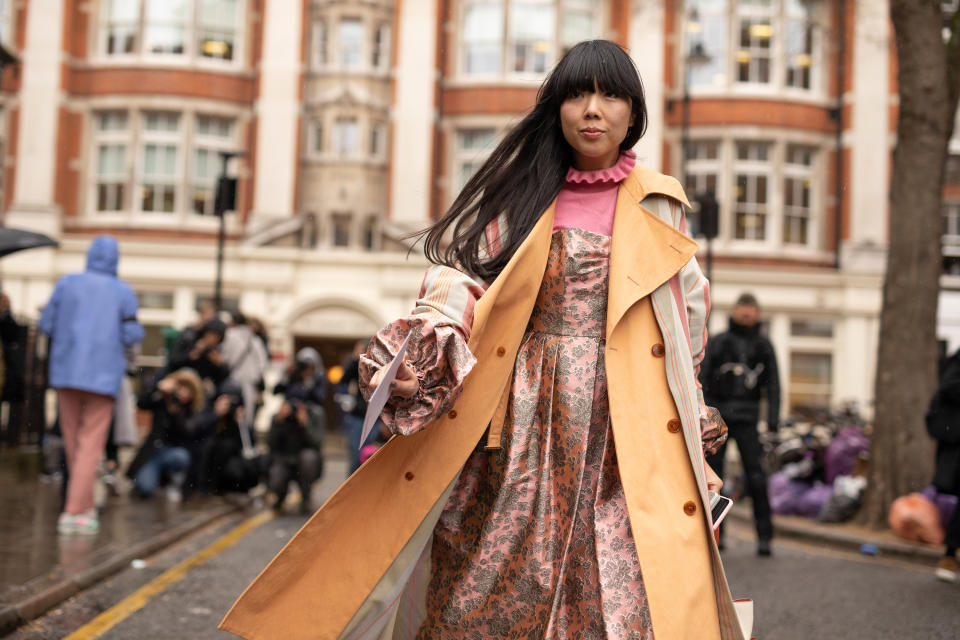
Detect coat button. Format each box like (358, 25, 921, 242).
(448, 409, 457, 419)
(404, 472, 414, 481)
(667, 419, 682, 433)
(496, 346, 506, 356)
(651, 343, 665, 357)
(683, 500, 697, 516)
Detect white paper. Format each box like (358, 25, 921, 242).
(359, 332, 412, 450)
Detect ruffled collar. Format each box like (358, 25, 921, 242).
(565, 150, 636, 185)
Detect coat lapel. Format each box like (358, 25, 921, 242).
(606, 168, 698, 341)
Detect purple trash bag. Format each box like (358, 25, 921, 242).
(920, 485, 958, 528)
(795, 483, 833, 519)
(769, 471, 813, 515)
(824, 427, 870, 484)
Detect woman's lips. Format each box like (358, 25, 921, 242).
(581, 129, 604, 140)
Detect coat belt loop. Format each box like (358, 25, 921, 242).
(484, 370, 513, 450)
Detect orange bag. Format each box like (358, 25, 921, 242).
(888, 493, 945, 544)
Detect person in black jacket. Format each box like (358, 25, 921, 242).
(700, 292, 780, 556)
(126, 369, 204, 502)
(926, 348, 960, 583)
(166, 318, 229, 391)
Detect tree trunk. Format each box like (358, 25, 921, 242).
(859, 0, 954, 527)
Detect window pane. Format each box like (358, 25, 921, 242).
(145, 0, 188, 55)
(463, 2, 503, 74)
(789, 352, 832, 414)
(372, 24, 389, 68)
(199, 0, 237, 60)
(509, 1, 554, 73)
(334, 118, 359, 156)
(332, 213, 351, 247)
(561, 0, 598, 48)
(145, 111, 180, 132)
(790, 319, 833, 338)
(339, 18, 364, 69)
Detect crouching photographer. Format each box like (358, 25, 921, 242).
(195, 381, 260, 496)
(126, 369, 205, 502)
(267, 398, 323, 514)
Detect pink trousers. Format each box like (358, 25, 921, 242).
(58, 388, 115, 514)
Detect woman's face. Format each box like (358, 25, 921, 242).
(560, 82, 634, 171)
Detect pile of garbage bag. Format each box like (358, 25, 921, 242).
(762, 404, 871, 523)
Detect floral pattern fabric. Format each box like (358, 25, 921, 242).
(418, 229, 654, 639)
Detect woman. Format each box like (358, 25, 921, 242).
(222, 40, 750, 640)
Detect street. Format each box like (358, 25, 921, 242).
(7, 464, 959, 640)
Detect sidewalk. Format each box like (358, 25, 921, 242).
(727, 503, 944, 564)
(0, 449, 250, 635)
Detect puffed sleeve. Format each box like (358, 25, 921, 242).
(358, 265, 485, 435)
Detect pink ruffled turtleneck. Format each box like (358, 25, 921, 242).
(553, 150, 636, 236)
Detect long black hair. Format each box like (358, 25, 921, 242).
(419, 40, 647, 282)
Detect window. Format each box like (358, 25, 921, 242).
(372, 23, 390, 69)
(94, 111, 129, 213)
(684, 140, 720, 238)
(686, 0, 819, 93)
(339, 18, 364, 69)
(137, 291, 175, 309)
(311, 120, 324, 154)
(312, 20, 327, 68)
(735, 1, 774, 84)
(463, 1, 503, 75)
(370, 121, 387, 158)
(334, 117, 359, 157)
(91, 109, 238, 219)
(362, 216, 378, 250)
(102, 0, 139, 54)
(783, 145, 814, 245)
(99, 0, 244, 64)
(509, 0, 555, 74)
(192, 115, 233, 215)
(789, 352, 832, 415)
(144, 0, 189, 55)
(943, 203, 960, 275)
(460, 0, 601, 77)
(198, 0, 239, 60)
(790, 319, 834, 339)
(332, 213, 351, 247)
(784, 0, 813, 89)
(733, 141, 771, 241)
(140, 111, 181, 213)
(455, 128, 496, 191)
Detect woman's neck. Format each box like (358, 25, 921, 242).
(572, 149, 621, 172)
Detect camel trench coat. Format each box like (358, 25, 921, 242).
(220, 166, 750, 640)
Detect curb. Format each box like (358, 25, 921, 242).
(0, 500, 247, 636)
(727, 507, 942, 564)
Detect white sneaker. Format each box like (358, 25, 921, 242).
(57, 512, 74, 534)
(166, 487, 183, 503)
(58, 510, 99, 536)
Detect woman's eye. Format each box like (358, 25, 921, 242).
(605, 91, 619, 99)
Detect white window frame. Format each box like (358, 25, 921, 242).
(136, 110, 183, 216)
(337, 17, 365, 71)
(190, 114, 235, 216)
(85, 104, 242, 227)
(782, 144, 816, 248)
(455, 0, 604, 83)
(732, 140, 774, 244)
(92, 110, 131, 215)
(684, 0, 824, 99)
(95, 0, 247, 70)
(453, 127, 498, 193)
(333, 116, 361, 159)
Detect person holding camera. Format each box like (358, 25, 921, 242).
(194, 381, 258, 495)
(126, 369, 205, 502)
(267, 398, 323, 514)
(166, 318, 229, 392)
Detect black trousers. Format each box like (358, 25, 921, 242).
(707, 418, 773, 541)
(268, 449, 322, 504)
(946, 501, 960, 553)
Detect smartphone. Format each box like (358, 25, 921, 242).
(709, 491, 733, 530)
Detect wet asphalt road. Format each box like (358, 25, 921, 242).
(9, 465, 960, 640)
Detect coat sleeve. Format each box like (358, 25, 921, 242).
(359, 264, 484, 435)
(39, 279, 64, 337)
(662, 196, 728, 455)
(762, 338, 781, 431)
(119, 284, 145, 347)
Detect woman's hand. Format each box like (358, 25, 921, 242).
(706, 463, 723, 493)
(369, 360, 419, 399)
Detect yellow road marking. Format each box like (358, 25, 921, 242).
(63, 509, 275, 640)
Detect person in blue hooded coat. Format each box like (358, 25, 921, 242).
(39, 235, 144, 535)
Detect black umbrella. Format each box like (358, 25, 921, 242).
(0, 228, 58, 258)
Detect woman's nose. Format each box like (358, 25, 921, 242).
(584, 93, 601, 117)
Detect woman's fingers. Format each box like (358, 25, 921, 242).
(390, 362, 419, 398)
(705, 463, 723, 493)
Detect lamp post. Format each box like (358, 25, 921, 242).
(681, 8, 716, 283)
(213, 151, 244, 312)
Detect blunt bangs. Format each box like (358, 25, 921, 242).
(538, 40, 648, 147)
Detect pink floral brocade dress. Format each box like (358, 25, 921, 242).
(363, 152, 703, 639)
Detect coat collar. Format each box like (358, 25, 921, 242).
(606, 167, 698, 340)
